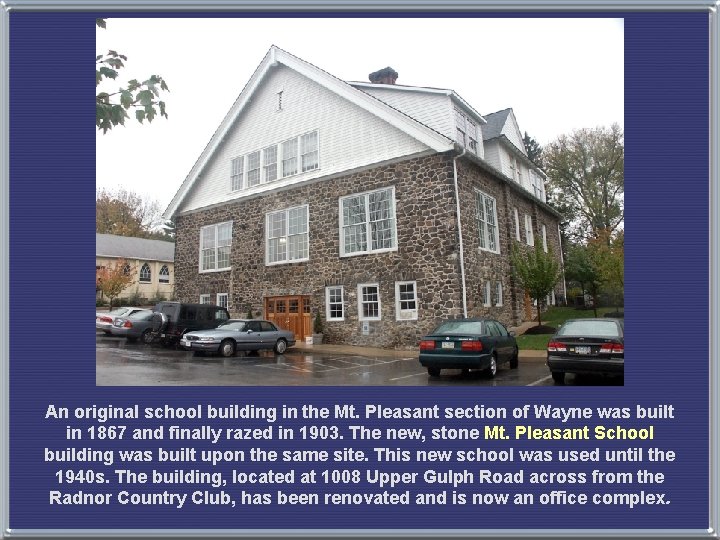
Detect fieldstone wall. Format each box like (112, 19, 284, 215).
(174, 153, 563, 347)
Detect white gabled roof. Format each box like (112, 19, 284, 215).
(164, 46, 455, 219)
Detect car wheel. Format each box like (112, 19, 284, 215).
(510, 347, 519, 369)
(274, 339, 288, 354)
(487, 355, 498, 378)
(141, 329, 154, 345)
(220, 339, 236, 358)
(552, 371, 565, 384)
(427, 367, 441, 377)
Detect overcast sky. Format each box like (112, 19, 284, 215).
(96, 17, 624, 213)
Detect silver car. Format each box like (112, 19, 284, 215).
(180, 319, 296, 357)
(96, 306, 146, 334)
(109, 310, 155, 343)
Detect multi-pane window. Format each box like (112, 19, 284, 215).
(513, 207, 521, 241)
(340, 187, 397, 256)
(266, 205, 309, 265)
(325, 286, 344, 321)
(475, 190, 499, 253)
(231, 156, 244, 191)
(282, 139, 298, 177)
(495, 282, 503, 307)
(483, 281, 492, 307)
(230, 131, 319, 190)
(263, 146, 277, 183)
(199, 294, 211, 304)
(301, 132, 319, 172)
(200, 221, 232, 272)
(395, 281, 418, 321)
(516, 159, 523, 186)
(139, 263, 151, 283)
(159, 265, 170, 283)
(525, 214, 534, 246)
(455, 108, 479, 154)
(358, 284, 381, 321)
(247, 151, 261, 187)
(216, 293, 229, 309)
(542, 224, 548, 252)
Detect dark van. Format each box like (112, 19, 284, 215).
(150, 302, 230, 345)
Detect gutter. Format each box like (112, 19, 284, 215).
(452, 146, 468, 319)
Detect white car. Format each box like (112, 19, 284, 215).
(96, 306, 146, 334)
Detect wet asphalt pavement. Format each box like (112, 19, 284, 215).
(96, 334, 621, 387)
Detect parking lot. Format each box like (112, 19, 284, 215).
(96, 334, 621, 386)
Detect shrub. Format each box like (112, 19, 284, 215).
(313, 312, 324, 334)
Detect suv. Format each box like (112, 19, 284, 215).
(150, 302, 230, 346)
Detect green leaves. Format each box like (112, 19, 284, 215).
(511, 239, 561, 325)
(96, 20, 169, 133)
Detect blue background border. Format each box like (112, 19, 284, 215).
(8, 10, 710, 531)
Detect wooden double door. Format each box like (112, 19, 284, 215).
(265, 295, 312, 341)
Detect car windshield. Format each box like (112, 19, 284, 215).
(558, 320, 621, 338)
(127, 311, 152, 320)
(108, 308, 129, 316)
(217, 321, 247, 331)
(433, 321, 484, 335)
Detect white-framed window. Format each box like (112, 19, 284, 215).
(216, 293, 229, 309)
(395, 281, 418, 321)
(282, 138, 298, 177)
(358, 283, 381, 321)
(247, 150, 261, 187)
(524, 214, 534, 246)
(263, 146, 277, 183)
(139, 263, 151, 283)
(340, 187, 397, 256)
(325, 286, 344, 321)
(513, 207, 520, 241)
(199, 294, 211, 304)
(266, 205, 309, 265)
(531, 171, 545, 201)
(516, 159, 523, 186)
(509, 158, 516, 180)
(495, 282, 503, 307)
(483, 281, 492, 307)
(159, 265, 170, 283)
(542, 224, 548, 252)
(200, 221, 232, 272)
(475, 190, 499, 253)
(300, 131, 319, 172)
(454, 108, 479, 154)
(231, 156, 244, 191)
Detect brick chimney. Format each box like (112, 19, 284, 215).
(368, 67, 398, 85)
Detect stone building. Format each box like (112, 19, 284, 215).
(164, 46, 564, 347)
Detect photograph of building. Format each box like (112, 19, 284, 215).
(164, 46, 563, 347)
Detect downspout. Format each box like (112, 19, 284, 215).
(452, 146, 468, 318)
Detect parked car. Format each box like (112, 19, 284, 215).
(419, 318, 518, 377)
(180, 319, 296, 357)
(109, 310, 155, 343)
(546, 318, 624, 384)
(150, 302, 230, 346)
(96, 306, 146, 334)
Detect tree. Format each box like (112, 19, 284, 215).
(96, 19, 169, 133)
(589, 229, 624, 310)
(543, 124, 624, 243)
(96, 188, 163, 238)
(523, 131, 544, 168)
(97, 259, 135, 310)
(564, 243, 603, 316)
(510, 238, 561, 326)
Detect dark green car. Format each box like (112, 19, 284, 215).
(419, 318, 518, 377)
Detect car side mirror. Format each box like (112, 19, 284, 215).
(247, 329, 253, 334)
(509, 331, 516, 337)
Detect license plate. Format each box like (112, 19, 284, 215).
(441, 341, 455, 349)
(575, 346, 591, 354)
